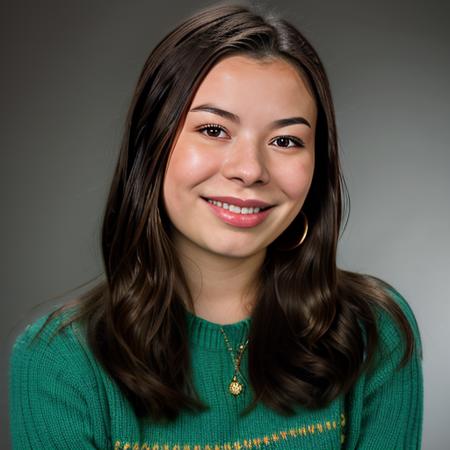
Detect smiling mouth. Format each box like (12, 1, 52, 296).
(201, 197, 273, 215)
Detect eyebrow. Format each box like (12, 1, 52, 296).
(189, 103, 312, 129)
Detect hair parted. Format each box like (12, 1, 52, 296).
(29, 1, 419, 422)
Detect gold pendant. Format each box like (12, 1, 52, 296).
(229, 375, 244, 396)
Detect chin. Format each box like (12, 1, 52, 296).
(206, 243, 266, 259)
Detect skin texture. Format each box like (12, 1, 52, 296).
(163, 55, 317, 324)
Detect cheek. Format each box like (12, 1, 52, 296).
(274, 155, 315, 201)
(163, 140, 219, 199)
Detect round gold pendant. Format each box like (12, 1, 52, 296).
(229, 376, 244, 396)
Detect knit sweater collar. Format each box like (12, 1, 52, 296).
(184, 308, 251, 350)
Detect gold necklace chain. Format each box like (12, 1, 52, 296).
(219, 327, 249, 396)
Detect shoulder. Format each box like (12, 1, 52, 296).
(9, 310, 113, 448)
(358, 284, 423, 386)
(9, 307, 96, 384)
(374, 286, 422, 356)
(344, 286, 424, 447)
(12, 308, 77, 352)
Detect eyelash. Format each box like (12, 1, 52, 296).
(197, 123, 305, 149)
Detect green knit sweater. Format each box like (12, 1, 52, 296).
(9, 289, 423, 449)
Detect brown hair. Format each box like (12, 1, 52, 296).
(28, 1, 420, 422)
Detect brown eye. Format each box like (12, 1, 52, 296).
(271, 136, 305, 148)
(198, 124, 228, 138)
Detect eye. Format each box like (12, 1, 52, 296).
(197, 123, 229, 139)
(270, 136, 305, 149)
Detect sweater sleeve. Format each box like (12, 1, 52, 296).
(8, 313, 110, 449)
(344, 289, 424, 449)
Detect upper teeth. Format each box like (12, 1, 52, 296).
(207, 199, 261, 214)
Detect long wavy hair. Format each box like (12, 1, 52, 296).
(30, 1, 419, 422)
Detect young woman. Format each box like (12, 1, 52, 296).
(9, 3, 423, 449)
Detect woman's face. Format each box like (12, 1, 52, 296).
(163, 55, 317, 260)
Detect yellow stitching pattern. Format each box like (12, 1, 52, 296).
(340, 412, 346, 444)
(114, 413, 345, 450)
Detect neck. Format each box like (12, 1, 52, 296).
(174, 238, 265, 325)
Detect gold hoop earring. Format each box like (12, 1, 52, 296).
(276, 211, 308, 251)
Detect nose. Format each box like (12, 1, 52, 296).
(220, 139, 270, 186)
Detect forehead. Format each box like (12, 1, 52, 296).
(189, 54, 317, 122)
(204, 54, 310, 85)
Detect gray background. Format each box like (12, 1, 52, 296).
(1, 0, 449, 448)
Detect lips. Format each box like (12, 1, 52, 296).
(201, 196, 273, 209)
(203, 197, 274, 228)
